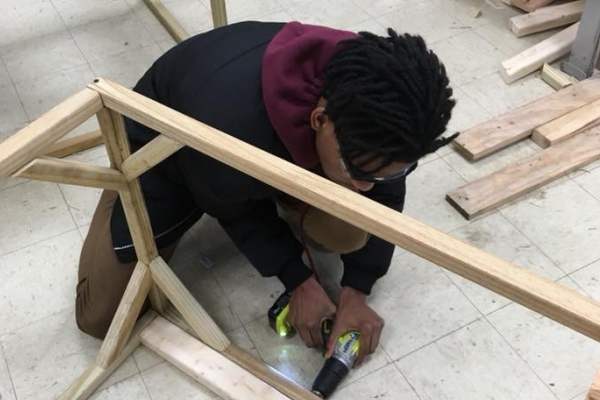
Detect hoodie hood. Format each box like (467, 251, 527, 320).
(262, 21, 357, 169)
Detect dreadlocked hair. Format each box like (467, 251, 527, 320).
(322, 29, 458, 174)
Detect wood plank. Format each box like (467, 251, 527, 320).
(541, 62, 574, 90)
(501, 23, 579, 84)
(140, 317, 290, 400)
(162, 307, 323, 400)
(532, 98, 600, 147)
(121, 134, 183, 181)
(453, 74, 600, 160)
(143, 0, 189, 43)
(509, 0, 584, 37)
(89, 77, 600, 345)
(14, 156, 128, 191)
(44, 129, 103, 158)
(0, 88, 102, 181)
(149, 257, 230, 351)
(210, 0, 228, 28)
(511, 0, 556, 13)
(57, 311, 157, 400)
(96, 262, 152, 368)
(96, 107, 169, 312)
(588, 367, 600, 400)
(447, 128, 600, 219)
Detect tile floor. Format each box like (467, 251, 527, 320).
(0, 0, 599, 399)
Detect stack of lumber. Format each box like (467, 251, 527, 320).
(446, 75, 600, 219)
(499, 0, 585, 84)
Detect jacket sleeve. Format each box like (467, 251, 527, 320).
(340, 178, 407, 295)
(217, 199, 313, 292)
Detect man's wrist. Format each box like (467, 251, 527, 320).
(340, 285, 368, 301)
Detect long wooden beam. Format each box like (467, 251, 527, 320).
(58, 311, 157, 400)
(501, 23, 579, 84)
(447, 128, 600, 219)
(14, 156, 128, 190)
(210, 0, 228, 28)
(121, 134, 183, 181)
(509, 0, 584, 37)
(532, 98, 600, 148)
(453, 74, 600, 160)
(140, 317, 290, 400)
(0, 89, 102, 181)
(149, 257, 230, 351)
(511, 0, 556, 13)
(89, 77, 600, 344)
(143, 0, 190, 43)
(44, 129, 103, 159)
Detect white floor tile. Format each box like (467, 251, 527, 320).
(244, 315, 391, 390)
(200, 0, 283, 23)
(500, 180, 600, 273)
(161, 0, 213, 36)
(0, 181, 76, 255)
(70, 13, 155, 62)
(91, 374, 151, 400)
(0, 29, 88, 84)
(126, 0, 174, 43)
(331, 364, 420, 400)
(157, 37, 178, 53)
(431, 0, 521, 30)
(352, 0, 427, 18)
(445, 213, 564, 314)
(0, 60, 12, 89)
(403, 158, 469, 232)
(90, 45, 162, 89)
(573, 166, 600, 202)
(0, 0, 65, 48)
(52, 0, 132, 28)
(445, 86, 492, 138)
(475, 20, 559, 57)
(460, 71, 553, 117)
(345, 18, 387, 36)
(254, 9, 295, 23)
(397, 318, 556, 400)
(142, 362, 219, 400)
(377, 2, 466, 46)
(0, 85, 29, 131)
(285, 0, 371, 30)
(368, 252, 481, 359)
(0, 342, 16, 400)
(488, 277, 600, 400)
(0, 230, 81, 335)
(14, 64, 96, 120)
(429, 30, 506, 86)
(570, 259, 600, 302)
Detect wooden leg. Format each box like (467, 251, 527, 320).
(96, 262, 153, 368)
(210, 0, 228, 28)
(57, 311, 157, 400)
(120, 134, 182, 181)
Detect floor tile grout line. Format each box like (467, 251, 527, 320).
(0, 340, 18, 400)
(0, 53, 32, 125)
(390, 362, 425, 400)
(0, 304, 74, 343)
(57, 184, 82, 235)
(0, 225, 81, 260)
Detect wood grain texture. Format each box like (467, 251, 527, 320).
(14, 156, 127, 190)
(89, 78, 600, 345)
(588, 367, 600, 400)
(453, 74, 600, 160)
(532, 98, 600, 147)
(44, 129, 103, 158)
(140, 317, 290, 400)
(143, 0, 190, 43)
(121, 134, 183, 181)
(447, 128, 600, 219)
(541, 62, 574, 91)
(149, 257, 230, 351)
(501, 23, 579, 84)
(57, 311, 157, 400)
(96, 262, 152, 368)
(511, 0, 556, 13)
(0, 88, 102, 181)
(509, 0, 584, 37)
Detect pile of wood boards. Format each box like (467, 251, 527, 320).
(446, 75, 600, 219)
(499, 0, 585, 84)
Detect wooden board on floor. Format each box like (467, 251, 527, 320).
(532, 98, 600, 147)
(447, 128, 600, 219)
(140, 316, 291, 400)
(501, 23, 579, 84)
(509, 0, 584, 37)
(511, 0, 556, 13)
(541, 62, 575, 90)
(453, 74, 600, 161)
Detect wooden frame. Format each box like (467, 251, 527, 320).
(2, 77, 600, 399)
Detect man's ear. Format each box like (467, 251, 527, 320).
(310, 107, 329, 132)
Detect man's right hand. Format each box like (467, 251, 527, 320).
(289, 276, 337, 348)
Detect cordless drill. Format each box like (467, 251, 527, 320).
(268, 292, 361, 398)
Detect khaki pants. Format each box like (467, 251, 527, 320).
(76, 191, 368, 339)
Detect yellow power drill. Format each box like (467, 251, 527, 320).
(268, 292, 361, 398)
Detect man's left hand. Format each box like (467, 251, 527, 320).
(325, 286, 384, 366)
